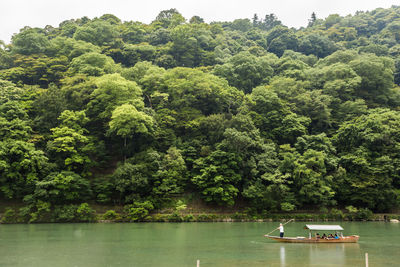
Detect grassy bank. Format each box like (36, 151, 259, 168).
(1, 201, 399, 224)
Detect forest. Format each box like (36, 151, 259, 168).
(0, 6, 400, 222)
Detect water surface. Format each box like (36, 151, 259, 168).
(0, 222, 398, 266)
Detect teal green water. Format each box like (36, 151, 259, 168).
(0, 222, 398, 266)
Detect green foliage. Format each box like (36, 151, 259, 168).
(192, 148, 241, 206)
(329, 208, 344, 220)
(91, 176, 116, 204)
(298, 34, 338, 58)
(1, 207, 18, 223)
(349, 54, 394, 104)
(33, 171, 92, 204)
(281, 202, 295, 212)
(28, 200, 52, 223)
(31, 84, 67, 132)
(53, 205, 78, 222)
(51, 203, 96, 222)
(0, 140, 49, 199)
(69, 52, 118, 76)
(1, 7, 400, 214)
(0, 54, 69, 87)
(11, 28, 50, 55)
(213, 51, 275, 93)
(345, 205, 358, 213)
(175, 200, 187, 212)
(102, 210, 120, 220)
(76, 203, 96, 222)
(154, 9, 185, 29)
(123, 201, 154, 222)
(86, 73, 144, 121)
(153, 67, 244, 115)
(334, 109, 400, 211)
(121, 43, 156, 67)
(73, 20, 118, 47)
(266, 26, 298, 57)
(109, 104, 154, 139)
(167, 212, 183, 222)
(183, 214, 195, 222)
(49, 37, 101, 60)
(47, 110, 94, 173)
(113, 149, 161, 203)
(152, 147, 188, 200)
(345, 206, 373, 221)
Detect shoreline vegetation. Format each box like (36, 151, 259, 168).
(1, 202, 400, 224)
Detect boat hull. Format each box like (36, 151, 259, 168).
(264, 235, 359, 243)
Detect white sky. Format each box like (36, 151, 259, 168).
(0, 0, 398, 44)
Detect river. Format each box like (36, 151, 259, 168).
(0, 221, 398, 266)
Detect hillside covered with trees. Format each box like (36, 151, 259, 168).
(1, 6, 400, 222)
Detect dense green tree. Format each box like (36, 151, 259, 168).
(11, 27, 50, 55)
(152, 147, 188, 200)
(108, 103, 154, 160)
(32, 84, 67, 133)
(155, 67, 244, 116)
(276, 144, 336, 207)
(349, 54, 394, 104)
(153, 9, 185, 28)
(32, 171, 92, 204)
(308, 12, 317, 27)
(334, 109, 400, 211)
(120, 43, 156, 67)
(192, 148, 241, 206)
(0, 79, 25, 104)
(0, 102, 31, 140)
(121, 22, 148, 44)
(262, 14, 282, 30)
(169, 23, 216, 67)
(358, 44, 389, 56)
(293, 90, 333, 133)
(298, 33, 338, 58)
(69, 52, 119, 76)
(47, 110, 94, 174)
(0, 141, 49, 199)
(229, 19, 252, 32)
(0, 54, 69, 87)
(73, 20, 118, 47)
(49, 37, 101, 60)
(113, 149, 161, 203)
(86, 73, 144, 121)
(266, 26, 298, 57)
(0, 41, 12, 69)
(189, 16, 205, 24)
(246, 86, 309, 143)
(213, 51, 275, 93)
(313, 63, 362, 101)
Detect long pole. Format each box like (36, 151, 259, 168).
(265, 218, 295, 236)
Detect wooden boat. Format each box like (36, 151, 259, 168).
(264, 224, 359, 243)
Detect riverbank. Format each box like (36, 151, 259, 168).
(1, 201, 400, 224)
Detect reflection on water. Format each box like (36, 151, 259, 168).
(280, 245, 285, 266)
(308, 243, 360, 266)
(276, 243, 360, 266)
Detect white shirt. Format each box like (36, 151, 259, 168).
(279, 225, 284, 232)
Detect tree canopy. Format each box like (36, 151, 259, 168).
(1, 6, 400, 213)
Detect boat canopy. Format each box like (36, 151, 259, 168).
(304, 225, 344, 231)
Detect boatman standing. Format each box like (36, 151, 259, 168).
(279, 223, 284, 238)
